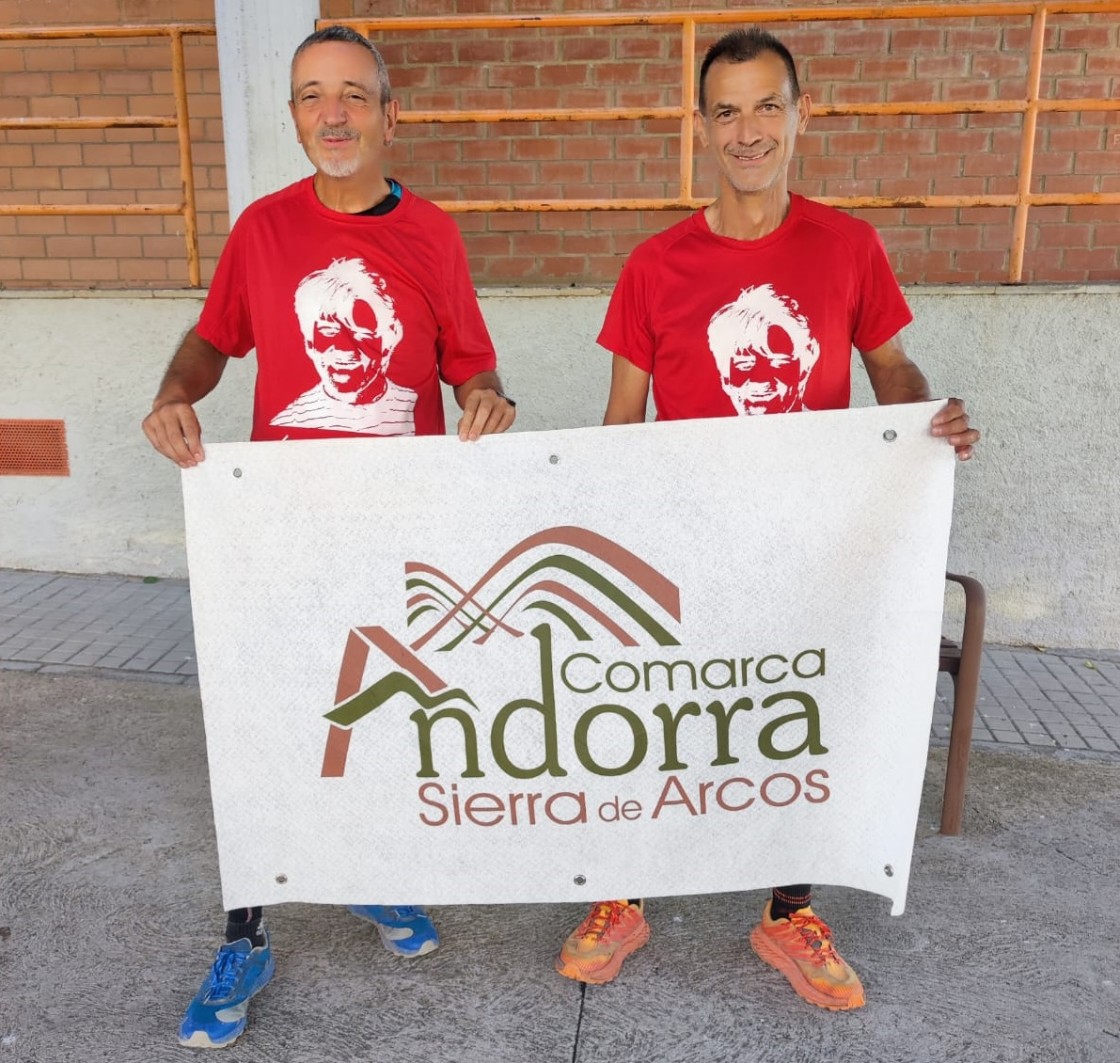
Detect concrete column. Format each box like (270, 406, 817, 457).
(213, 0, 319, 224)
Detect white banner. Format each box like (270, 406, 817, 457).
(182, 402, 954, 916)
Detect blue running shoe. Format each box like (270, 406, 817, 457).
(347, 905, 440, 957)
(178, 935, 275, 1049)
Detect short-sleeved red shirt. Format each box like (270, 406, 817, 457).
(598, 194, 913, 420)
(198, 178, 497, 440)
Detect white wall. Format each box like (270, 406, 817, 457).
(1, 286, 1116, 650)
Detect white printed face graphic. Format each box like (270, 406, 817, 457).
(308, 302, 386, 403)
(294, 258, 405, 406)
(707, 284, 820, 416)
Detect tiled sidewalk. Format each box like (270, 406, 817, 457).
(1, 568, 1119, 755)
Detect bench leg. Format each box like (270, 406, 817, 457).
(940, 573, 986, 835)
(940, 674, 975, 835)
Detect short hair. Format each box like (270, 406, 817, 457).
(707, 284, 820, 388)
(290, 25, 392, 106)
(698, 28, 801, 113)
(294, 258, 404, 358)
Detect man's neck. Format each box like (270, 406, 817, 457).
(312, 172, 391, 215)
(705, 187, 791, 242)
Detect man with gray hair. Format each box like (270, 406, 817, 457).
(143, 24, 515, 1048)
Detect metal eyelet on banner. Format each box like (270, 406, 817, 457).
(882, 430, 897, 442)
(884, 865, 894, 877)
(573, 874, 586, 886)
(549, 454, 560, 465)
(233, 467, 243, 478)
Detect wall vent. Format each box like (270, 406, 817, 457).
(0, 419, 70, 477)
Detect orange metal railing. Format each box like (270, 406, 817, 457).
(326, 0, 1120, 282)
(1, 6, 1118, 285)
(0, 23, 214, 286)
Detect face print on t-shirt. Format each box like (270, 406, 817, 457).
(706, 284, 821, 416)
(270, 257, 419, 435)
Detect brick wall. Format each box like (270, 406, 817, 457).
(1, 0, 1117, 288)
(0, 0, 224, 287)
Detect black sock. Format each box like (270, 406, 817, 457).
(769, 885, 812, 920)
(225, 906, 266, 948)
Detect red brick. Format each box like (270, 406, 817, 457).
(616, 34, 668, 61)
(561, 135, 614, 161)
(826, 131, 881, 155)
(538, 63, 592, 89)
(435, 65, 487, 90)
(802, 155, 853, 180)
(617, 134, 667, 160)
(538, 160, 589, 184)
(1055, 78, 1113, 97)
(890, 29, 947, 52)
(1074, 151, 1120, 175)
(859, 58, 914, 83)
(834, 26, 890, 53)
(510, 39, 559, 64)
(409, 92, 459, 111)
(6, 234, 46, 257)
(69, 258, 120, 282)
(463, 136, 512, 162)
(11, 214, 64, 235)
(807, 56, 861, 82)
(1060, 247, 1119, 271)
(617, 87, 671, 109)
(1085, 54, 1120, 77)
(856, 154, 906, 181)
(487, 64, 537, 90)
(24, 47, 76, 74)
(513, 138, 562, 161)
(946, 28, 1002, 52)
(1059, 26, 1117, 51)
(456, 40, 509, 64)
(882, 129, 937, 155)
(930, 226, 980, 251)
(563, 37, 613, 62)
(21, 257, 71, 280)
(832, 83, 885, 105)
(1041, 52, 1087, 78)
(13, 166, 61, 190)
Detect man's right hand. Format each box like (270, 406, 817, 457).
(141, 327, 229, 467)
(142, 400, 205, 467)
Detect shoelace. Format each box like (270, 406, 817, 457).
(205, 946, 247, 1000)
(785, 913, 838, 964)
(579, 902, 624, 941)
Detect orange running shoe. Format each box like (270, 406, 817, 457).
(749, 901, 865, 1010)
(555, 900, 650, 985)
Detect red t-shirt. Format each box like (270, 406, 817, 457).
(598, 194, 913, 420)
(197, 178, 497, 440)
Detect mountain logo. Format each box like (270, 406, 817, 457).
(320, 526, 681, 777)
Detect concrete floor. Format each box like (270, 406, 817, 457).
(2, 669, 1119, 1063)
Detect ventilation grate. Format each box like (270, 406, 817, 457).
(0, 420, 71, 477)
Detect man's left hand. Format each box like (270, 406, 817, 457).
(930, 398, 979, 461)
(457, 387, 516, 441)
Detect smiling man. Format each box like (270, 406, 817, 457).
(142, 25, 515, 1050)
(555, 27, 979, 1012)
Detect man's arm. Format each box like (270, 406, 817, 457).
(860, 334, 979, 461)
(141, 327, 229, 467)
(454, 370, 517, 441)
(603, 355, 651, 425)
